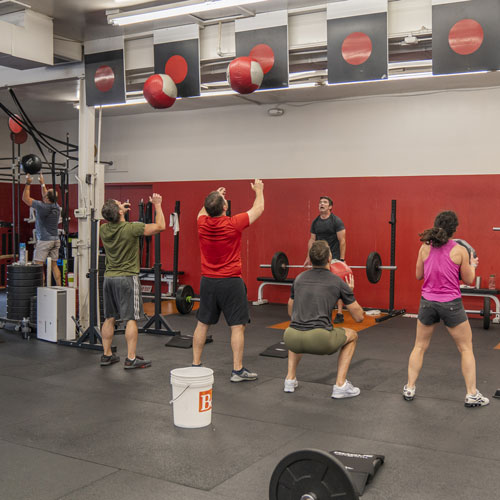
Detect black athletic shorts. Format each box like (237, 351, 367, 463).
(418, 297, 468, 328)
(196, 276, 250, 326)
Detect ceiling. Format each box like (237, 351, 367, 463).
(1, 0, 500, 124)
(24, 0, 326, 41)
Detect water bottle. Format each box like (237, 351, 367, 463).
(19, 243, 26, 264)
(488, 274, 496, 290)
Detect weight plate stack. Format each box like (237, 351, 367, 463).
(6, 264, 43, 321)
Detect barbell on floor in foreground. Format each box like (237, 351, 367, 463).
(269, 448, 385, 500)
(261, 251, 397, 284)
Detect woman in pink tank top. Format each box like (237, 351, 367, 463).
(403, 211, 489, 407)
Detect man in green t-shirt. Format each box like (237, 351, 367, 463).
(99, 194, 165, 369)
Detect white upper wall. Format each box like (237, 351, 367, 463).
(30, 84, 500, 182)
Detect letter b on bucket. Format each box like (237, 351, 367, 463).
(170, 367, 214, 428)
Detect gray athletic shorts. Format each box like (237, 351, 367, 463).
(33, 239, 60, 262)
(418, 297, 468, 328)
(103, 275, 144, 322)
(284, 327, 347, 355)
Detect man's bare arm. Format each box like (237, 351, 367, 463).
(143, 193, 166, 236)
(337, 229, 346, 260)
(247, 179, 264, 224)
(22, 175, 33, 207)
(39, 173, 48, 197)
(346, 301, 364, 322)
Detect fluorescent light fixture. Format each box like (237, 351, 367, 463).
(389, 71, 433, 80)
(74, 98, 148, 109)
(108, 0, 268, 26)
(288, 82, 320, 89)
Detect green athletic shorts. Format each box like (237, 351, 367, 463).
(283, 327, 347, 355)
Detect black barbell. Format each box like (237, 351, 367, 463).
(175, 284, 200, 315)
(261, 251, 397, 284)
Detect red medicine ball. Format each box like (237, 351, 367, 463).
(330, 260, 353, 284)
(227, 56, 264, 95)
(143, 74, 177, 109)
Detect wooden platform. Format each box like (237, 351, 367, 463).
(268, 310, 383, 332)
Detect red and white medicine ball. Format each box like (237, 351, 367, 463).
(226, 57, 264, 95)
(8, 114, 23, 134)
(143, 74, 177, 109)
(330, 260, 354, 285)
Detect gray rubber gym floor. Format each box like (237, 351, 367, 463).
(0, 293, 499, 500)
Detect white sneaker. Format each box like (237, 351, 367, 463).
(403, 384, 416, 401)
(284, 378, 298, 393)
(331, 380, 360, 399)
(465, 391, 490, 408)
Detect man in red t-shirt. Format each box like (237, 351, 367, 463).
(192, 180, 264, 382)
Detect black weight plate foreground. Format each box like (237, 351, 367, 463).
(7, 276, 43, 283)
(7, 264, 43, 276)
(7, 298, 34, 308)
(7, 312, 28, 320)
(176, 284, 195, 315)
(7, 303, 31, 311)
(366, 252, 382, 284)
(483, 297, 490, 330)
(7, 284, 43, 293)
(7, 289, 39, 299)
(271, 252, 289, 282)
(7, 311, 30, 320)
(269, 449, 359, 500)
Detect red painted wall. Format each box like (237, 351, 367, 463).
(149, 175, 500, 314)
(7, 175, 500, 315)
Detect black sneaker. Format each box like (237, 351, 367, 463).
(124, 355, 152, 370)
(100, 353, 120, 366)
(333, 313, 344, 324)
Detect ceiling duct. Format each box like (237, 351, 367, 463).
(0, 5, 53, 69)
(53, 36, 82, 65)
(0, 0, 29, 16)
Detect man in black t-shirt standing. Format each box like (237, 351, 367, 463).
(305, 196, 346, 323)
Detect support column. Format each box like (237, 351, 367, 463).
(76, 82, 95, 329)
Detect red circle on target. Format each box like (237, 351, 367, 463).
(94, 65, 115, 92)
(448, 19, 484, 55)
(249, 44, 275, 74)
(165, 55, 188, 84)
(341, 32, 373, 65)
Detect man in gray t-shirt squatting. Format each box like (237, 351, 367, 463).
(284, 240, 365, 399)
(22, 173, 62, 286)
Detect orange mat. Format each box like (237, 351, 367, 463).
(269, 310, 383, 332)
